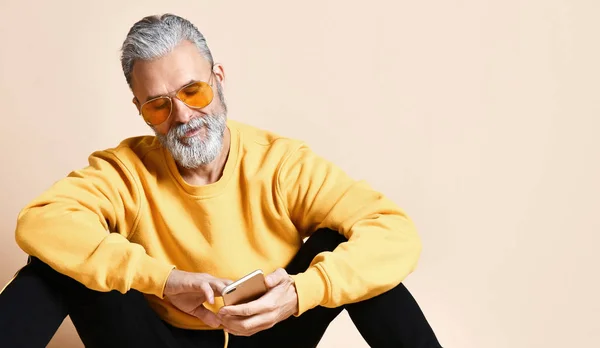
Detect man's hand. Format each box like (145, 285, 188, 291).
(163, 269, 233, 328)
(217, 268, 299, 336)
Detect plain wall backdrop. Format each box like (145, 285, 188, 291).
(1, 1, 599, 347)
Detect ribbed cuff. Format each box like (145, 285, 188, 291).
(131, 255, 176, 299)
(290, 265, 328, 316)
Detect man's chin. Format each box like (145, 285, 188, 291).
(175, 159, 202, 170)
(174, 137, 194, 147)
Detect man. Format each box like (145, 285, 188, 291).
(0, 13, 442, 348)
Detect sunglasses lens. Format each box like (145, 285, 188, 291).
(139, 81, 214, 126)
(141, 97, 172, 125)
(177, 81, 214, 109)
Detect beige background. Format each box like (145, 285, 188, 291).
(1, 0, 599, 347)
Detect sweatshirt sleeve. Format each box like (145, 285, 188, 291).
(14, 149, 175, 298)
(278, 143, 422, 316)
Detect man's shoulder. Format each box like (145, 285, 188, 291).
(229, 119, 305, 153)
(90, 135, 162, 167)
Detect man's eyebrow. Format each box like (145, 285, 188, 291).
(144, 79, 196, 102)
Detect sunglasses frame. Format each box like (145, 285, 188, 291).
(139, 71, 216, 126)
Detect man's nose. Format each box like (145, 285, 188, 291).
(171, 97, 194, 124)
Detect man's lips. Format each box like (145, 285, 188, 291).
(184, 127, 202, 137)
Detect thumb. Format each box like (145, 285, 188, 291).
(265, 268, 288, 288)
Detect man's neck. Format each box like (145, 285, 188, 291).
(177, 127, 231, 186)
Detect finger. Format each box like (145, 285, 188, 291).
(200, 282, 215, 304)
(192, 305, 221, 328)
(219, 292, 275, 317)
(211, 279, 230, 296)
(222, 311, 277, 337)
(265, 268, 288, 288)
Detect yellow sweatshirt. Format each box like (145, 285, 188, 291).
(14, 119, 422, 330)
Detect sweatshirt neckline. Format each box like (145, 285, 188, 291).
(162, 120, 240, 199)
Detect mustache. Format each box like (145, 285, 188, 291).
(171, 117, 208, 138)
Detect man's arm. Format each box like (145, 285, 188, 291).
(15, 149, 174, 298)
(278, 143, 422, 316)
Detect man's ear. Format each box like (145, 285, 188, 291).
(132, 97, 141, 113)
(212, 63, 226, 87)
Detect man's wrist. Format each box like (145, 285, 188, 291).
(162, 267, 178, 297)
(132, 256, 176, 299)
(289, 267, 327, 316)
(289, 276, 300, 316)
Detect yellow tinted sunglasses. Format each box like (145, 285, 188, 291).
(139, 73, 215, 126)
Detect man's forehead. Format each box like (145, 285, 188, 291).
(130, 42, 212, 100)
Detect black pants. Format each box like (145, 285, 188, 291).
(0, 229, 442, 348)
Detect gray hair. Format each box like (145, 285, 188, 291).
(120, 13, 214, 89)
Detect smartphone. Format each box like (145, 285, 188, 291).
(222, 269, 268, 306)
